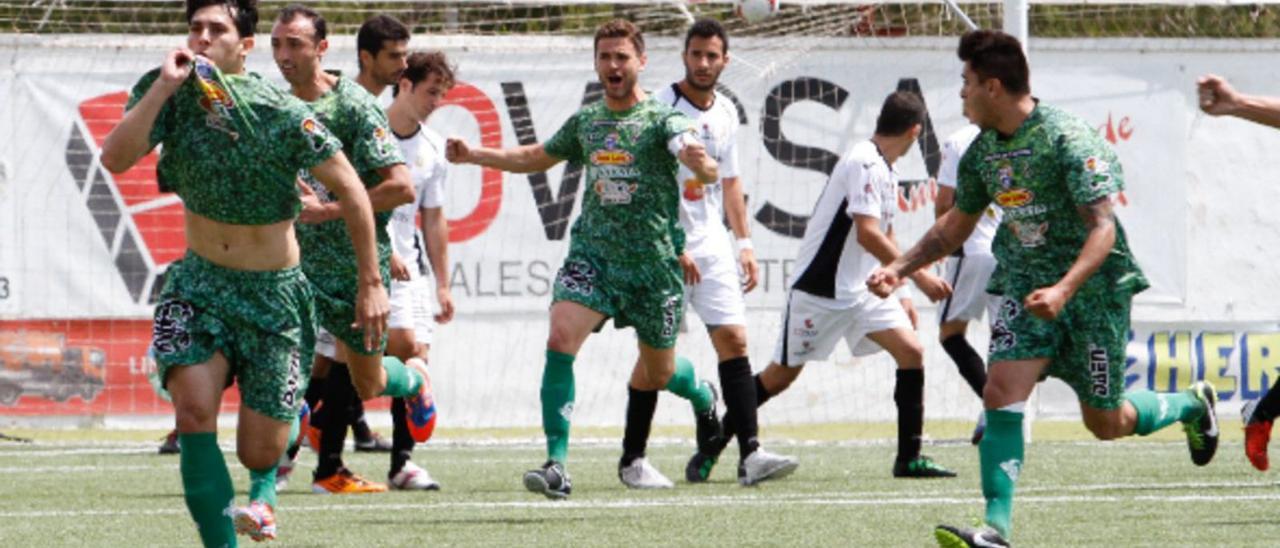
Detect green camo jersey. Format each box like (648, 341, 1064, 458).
(126, 59, 343, 225)
(955, 103, 1150, 297)
(544, 98, 696, 263)
(296, 75, 404, 289)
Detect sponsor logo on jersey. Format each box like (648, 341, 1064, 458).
(591, 149, 634, 166)
(1083, 156, 1112, 189)
(300, 118, 329, 152)
(1088, 343, 1110, 397)
(683, 178, 705, 201)
(1008, 220, 1048, 248)
(994, 188, 1034, 208)
(996, 164, 1016, 189)
(594, 179, 638, 205)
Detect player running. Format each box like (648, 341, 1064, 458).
(269, 5, 432, 495)
(101, 0, 388, 544)
(865, 30, 1219, 547)
(446, 19, 718, 499)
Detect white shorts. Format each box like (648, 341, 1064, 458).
(772, 289, 911, 367)
(314, 327, 339, 361)
(684, 251, 747, 328)
(389, 277, 435, 346)
(939, 252, 997, 324)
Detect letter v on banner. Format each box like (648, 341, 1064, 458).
(501, 81, 604, 240)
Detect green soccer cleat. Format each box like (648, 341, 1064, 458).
(1182, 381, 1219, 466)
(685, 451, 718, 483)
(935, 523, 1009, 547)
(894, 455, 957, 478)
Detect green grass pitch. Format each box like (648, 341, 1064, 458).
(0, 423, 1276, 546)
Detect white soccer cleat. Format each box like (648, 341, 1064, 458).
(618, 457, 674, 489)
(389, 461, 441, 491)
(738, 448, 799, 486)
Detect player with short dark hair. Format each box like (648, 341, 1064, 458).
(867, 30, 1219, 547)
(270, 5, 436, 495)
(633, 17, 797, 488)
(356, 14, 410, 94)
(712, 91, 958, 486)
(102, 0, 389, 543)
(447, 18, 720, 499)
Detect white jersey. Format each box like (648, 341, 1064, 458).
(937, 125, 1001, 256)
(389, 123, 448, 280)
(789, 140, 896, 301)
(653, 83, 741, 258)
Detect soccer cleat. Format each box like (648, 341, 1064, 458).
(158, 429, 180, 455)
(618, 457, 675, 489)
(685, 451, 719, 483)
(311, 468, 389, 494)
(1243, 400, 1271, 472)
(404, 360, 438, 443)
(232, 501, 278, 542)
(971, 410, 987, 446)
(523, 460, 572, 500)
(1182, 381, 1219, 466)
(354, 431, 394, 453)
(934, 524, 1010, 547)
(893, 455, 958, 478)
(694, 382, 724, 456)
(275, 449, 298, 491)
(737, 448, 799, 486)
(389, 461, 441, 491)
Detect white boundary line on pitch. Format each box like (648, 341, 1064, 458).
(3, 490, 1280, 519)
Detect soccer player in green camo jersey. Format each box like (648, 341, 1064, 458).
(446, 19, 720, 499)
(270, 7, 438, 496)
(866, 30, 1220, 548)
(1196, 73, 1280, 472)
(101, 1, 388, 545)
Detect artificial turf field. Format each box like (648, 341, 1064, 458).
(1, 422, 1277, 547)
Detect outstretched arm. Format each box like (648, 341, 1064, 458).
(446, 139, 560, 173)
(866, 209, 979, 297)
(1198, 74, 1280, 129)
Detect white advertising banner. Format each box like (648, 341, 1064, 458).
(2, 34, 1277, 425)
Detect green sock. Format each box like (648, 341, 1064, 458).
(248, 466, 278, 509)
(380, 356, 424, 397)
(178, 433, 237, 548)
(288, 412, 300, 447)
(980, 409, 1024, 540)
(1125, 389, 1205, 436)
(542, 350, 576, 463)
(665, 356, 714, 414)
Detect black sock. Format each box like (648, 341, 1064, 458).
(1256, 383, 1280, 423)
(941, 335, 987, 398)
(350, 398, 372, 442)
(390, 396, 414, 475)
(718, 357, 760, 458)
(621, 385, 659, 466)
(894, 369, 924, 463)
(720, 373, 773, 457)
(315, 363, 355, 480)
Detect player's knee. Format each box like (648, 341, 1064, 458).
(545, 324, 581, 354)
(349, 373, 382, 401)
(894, 340, 925, 369)
(173, 399, 218, 433)
(1083, 414, 1126, 441)
(237, 442, 284, 470)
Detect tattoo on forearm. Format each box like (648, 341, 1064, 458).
(898, 225, 953, 274)
(1077, 197, 1116, 231)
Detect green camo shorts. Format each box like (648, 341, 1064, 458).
(552, 252, 684, 349)
(310, 260, 392, 357)
(152, 251, 314, 422)
(988, 288, 1132, 410)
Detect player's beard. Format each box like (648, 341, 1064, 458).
(684, 67, 720, 92)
